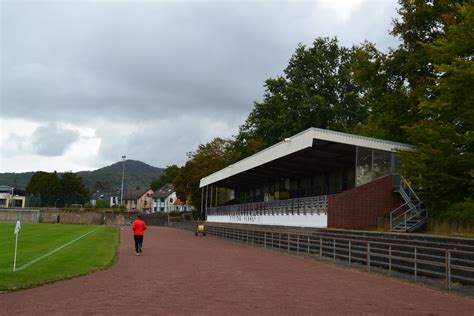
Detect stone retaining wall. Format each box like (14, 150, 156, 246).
(0, 208, 138, 225)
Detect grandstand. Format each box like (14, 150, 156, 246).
(199, 127, 424, 232)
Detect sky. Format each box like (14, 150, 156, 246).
(0, 0, 400, 173)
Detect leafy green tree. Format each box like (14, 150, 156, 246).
(400, 2, 474, 219)
(174, 138, 231, 218)
(236, 37, 367, 157)
(26, 171, 62, 207)
(150, 165, 181, 191)
(351, 42, 411, 141)
(85, 199, 110, 208)
(60, 172, 89, 207)
(353, 0, 468, 141)
(93, 181, 112, 192)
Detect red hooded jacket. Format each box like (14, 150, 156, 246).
(132, 219, 147, 236)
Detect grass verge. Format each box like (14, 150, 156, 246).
(0, 223, 119, 292)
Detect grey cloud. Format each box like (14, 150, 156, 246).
(0, 133, 29, 158)
(32, 124, 79, 156)
(1, 1, 400, 171)
(1, 1, 398, 123)
(93, 114, 238, 169)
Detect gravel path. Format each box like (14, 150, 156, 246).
(1, 226, 473, 315)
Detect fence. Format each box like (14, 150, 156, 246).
(172, 222, 474, 291)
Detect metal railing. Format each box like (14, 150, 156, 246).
(208, 195, 328, 216)
(392, 174, 421, 204)
(390, 200, 427, 230)
(174, 223, 474, 291)
(390, 175, 427, 232)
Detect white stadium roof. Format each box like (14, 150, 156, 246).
(199, 127, 414, 188)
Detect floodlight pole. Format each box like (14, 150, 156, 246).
(10, 186, 14, 208)
(120, 155, 126, 205)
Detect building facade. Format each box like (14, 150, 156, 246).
(0, 185, 27, 208)
(123, 188, 154, 213)
(153, 183, 195, 213)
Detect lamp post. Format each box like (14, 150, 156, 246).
(120, 155, 126, 205)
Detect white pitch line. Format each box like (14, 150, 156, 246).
(14, 227, 102, 272)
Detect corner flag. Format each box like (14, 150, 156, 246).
(14, 219, 21, 235)
(13, 219, 21, 272)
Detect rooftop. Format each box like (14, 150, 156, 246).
(200, 127, 414, 188)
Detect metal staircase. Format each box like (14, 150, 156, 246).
(390, 174, 428, 232)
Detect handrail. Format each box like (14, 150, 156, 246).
(393, 174, 421, 203)
(390, 174, 426, 231)
(391, 200, 424, 219)
(390, 202, 420, 230)
(209, 195, 328, 216)
(390, 201, 411, 214)
(402, 177, 421, 203)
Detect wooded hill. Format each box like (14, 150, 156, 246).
(0, 160, 164, 191)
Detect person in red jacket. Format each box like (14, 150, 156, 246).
(132, 215, 147, 256)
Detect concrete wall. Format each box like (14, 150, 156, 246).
(328, 175, 403, 230)
(0, 208, 136, 225)
(39, 209, 138, 225)
(140, 212, 169, 226)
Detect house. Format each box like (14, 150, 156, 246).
(109, 194, 121, 207)
(152, 183, 194, 213)
(172, 197, 195, 213)
(0, 185, 27, 208)
(153, 183, 175, 213)
(123, 187, 154, 213)
(90, 190, 121, 208)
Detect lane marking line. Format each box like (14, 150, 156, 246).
(12, 227, 102, 272)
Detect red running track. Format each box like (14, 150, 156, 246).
(1, 226, 474, 315)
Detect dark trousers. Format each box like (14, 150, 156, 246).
(134, 235, 143, 253)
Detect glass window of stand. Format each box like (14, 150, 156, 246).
(356, 147, 393, 186)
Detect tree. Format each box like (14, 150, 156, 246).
(150, 165, 181, 191)
(400, 2, 474, 218)
(85, 199, 109, 208)
(94, 181, 112, 192)
(26, 171, 62, 207)
(236, 37, 367, 157)
(60, 172, 89, 206)
(353, 0, 468, 141)
(174, 138, 231, 217)
(352, 42, 412, 141)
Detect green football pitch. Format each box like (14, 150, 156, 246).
(0, 223, 119, 291)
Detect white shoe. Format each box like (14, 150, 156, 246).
(136, 253, 140, 256)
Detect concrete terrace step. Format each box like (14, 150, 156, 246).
(171, 221, 474, 252)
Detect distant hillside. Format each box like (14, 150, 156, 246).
(0, 160, 164, 192)
(0, 172, 35, 190)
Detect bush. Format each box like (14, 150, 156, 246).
(441, 199, 474, 222)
